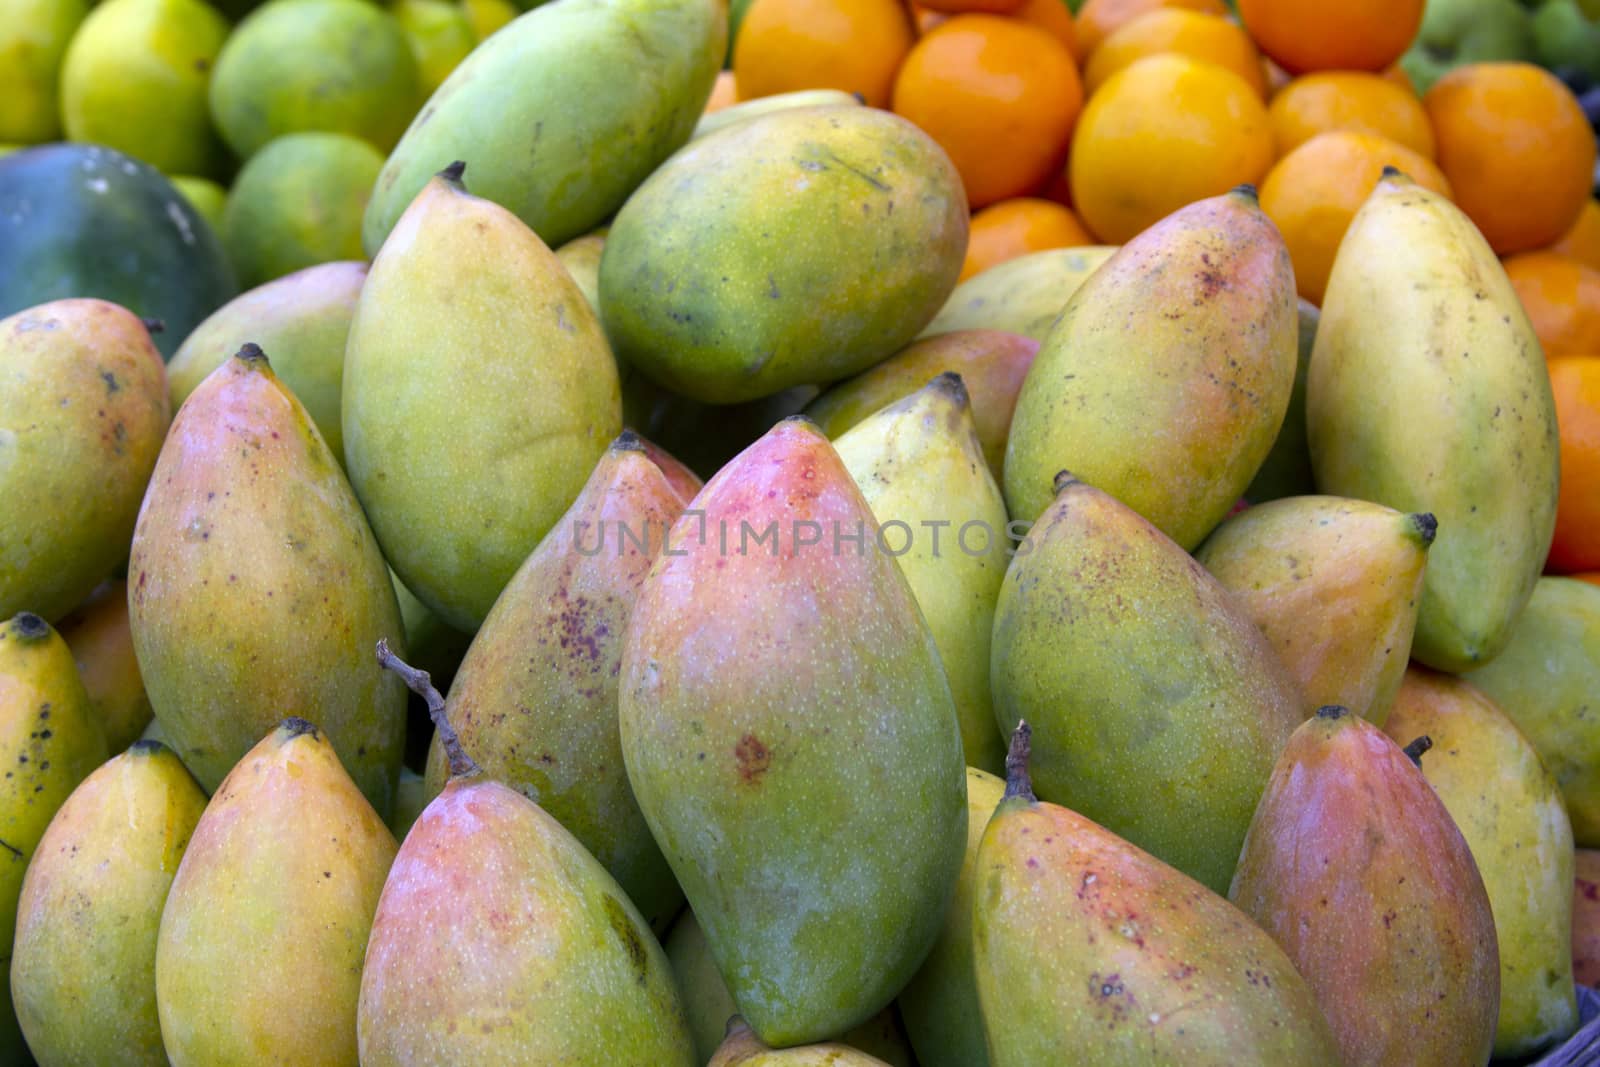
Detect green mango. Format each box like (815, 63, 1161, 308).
(1195, 496, 1435, 726)
(387, 764, 427, 843)
(169, 260, 367, 469)
(128, 345, 408, 817)
(1308, 170, 1559, 671)
(897, 767, 1005, 1067)
(690, 87, 862, 142)
(619, 418, 967, 1046)
(424, 431, 689, 931)
(918, 246, 1117, 343)
(835, 374, 1010, 773)
(11, 740, 206, 1066)
(364, 0, 725, 254)
(344, 165, 622, 630)
(391, 571, 473, 698)
(709, 1017, 894, 1066)
(1386, 668, 1579, 1057)
(1004, 188, 1297, 540)
(624, 383, 818, 481)
(1229, 707, 1500, 1066)
(392, 0, 476, 98)
(168, 175, 227, 234)
(156, 719, 398, 1066)
(555, 226, 608, 315)
(0, 299, 170, 623)
(0, 0, 90, 144)
(601, 105, 967, 404)
(990, 473, 1303, 895)
(1465, 576, 1600, 846)
(0, 613, 109, 1060)
(974, 725, 1342, 1066)
(209, 0, 420, 160)
(1243, 299, 1319, 504)
(807, 329, 1037, 484)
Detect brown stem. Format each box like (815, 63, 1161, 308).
(1403, 735, 1433, 768)
(10, 613, 49, 642)
(376, 638, 477, 779)
(1004, 720, 1036, 802)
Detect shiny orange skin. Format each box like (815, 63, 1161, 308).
(1268, 71, 1435, 159)
(1237, 0, 1424, 75)
(733, 0, 916, 108)
(1083, 9, 1265, 98)
(1071, 0, 1226, 63)
(1505, 252, 1600, 359)
(960, 197, 1093, 280)
(1547, 357, 1600, 573)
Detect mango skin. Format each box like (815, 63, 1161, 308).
(1228, 708, 1500, 1067)
(1308, 173, 1559, 671)
(0, 0, 89, 144)
(0, 299, 170, 623)
(128, 349, 408, 817)
(973, 788, 1342, 1067)
(710, 1017, 893, 1066)
(555, 228, 607, 316)
(364, 0, 725, 254)
(423, 436, 688, 932)
(990, 475, 1304, 896)
(599, 105, 968, 404)
(156, 720, 398, 1067)
(619, 419, 967, 1046)
(1385, 668, 1579, 1057)
(357, 777, 696, 1066)
(919, 246, 1117, 343)
(0, 613, 108, 1061)
(1465, 577, 1600, 846)
(691, 88, 862, 143)
(11, 741, 206, 1067)
(1243, 300, 1319, 504)
(169, 261, 366, 470)
(58, 579, 153, 751)
(1195, 496, 1433, 726)
(1004, 189, 1297, 541)
(344, 171, 622, 631)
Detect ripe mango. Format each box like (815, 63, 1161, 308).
(919, 246, 1117, 343)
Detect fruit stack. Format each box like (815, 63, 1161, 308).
(1, 0, 1599, 1065)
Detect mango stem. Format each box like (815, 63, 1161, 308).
(376, 638, 478, 779)
(1004, 720, 1036, 802)
(1403, 735, 1433, 768)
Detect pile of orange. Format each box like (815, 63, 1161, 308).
(719, 0, 1600, 576)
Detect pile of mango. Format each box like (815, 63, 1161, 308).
(1, 0, 1598, 1065)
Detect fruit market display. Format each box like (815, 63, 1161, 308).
(8, 0, 1600, 1063)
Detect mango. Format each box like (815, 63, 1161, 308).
(599, 105, 968, 404)
(1243, 299, 1319, 503)
(919, 245, 1117, 342)
(0, 0, 89, 144)
(710, 1017, 895, 1066)
(364, 0, 725, 253)
(691, 88, 863, 142)
(555, 227, 608, 315)
(393, 0, 476, 97)
(0, 299, 170, 623)
(57, 579, 153, 751)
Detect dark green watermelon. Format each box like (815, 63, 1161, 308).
(0, 143, 238, 359)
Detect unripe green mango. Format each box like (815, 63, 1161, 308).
(1386, 668, 1579, 1057)
(599, 105, 968, 404)
(345, 166, 622, 630)
(918, 246, 1117, 343)
(555, 227, 608, 316)
(1309, 171, 1559, 671)
(169, 261, 366, 470)
(0, 612, 108, 1061)
(1243, 299, 1319, 504)
(0, 299, 170, 623)
(1004, 188, 1298, 541)
(690, 88, 862, 142)
(128, 346, 408, 817)
(12, 740, 206, 1066)
(1465, 577, 1600, 846)
(990, 473, 1303, 895)
(364, 0, 725, 254)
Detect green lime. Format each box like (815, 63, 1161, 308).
(0, 0, 91, 144)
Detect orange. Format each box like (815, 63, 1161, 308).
(1071, 0, 1226, 64)
(1083, 9, 1265, 98)
(960, 197, 1094, 280)
(1503, 252, 1600, 359)
(1268, 72, 1435, 160)
(893, 14, 1084, 209)
(1068, 53, 1273, 243)
(1237, 0, 1423, 75)
(1013, 0, 1076, 51)
(705, 70, 739, 114)
(1425, 62, 1598, 255)
(1259, 131, 1451, 306)
(1547, 356, 1600, 572)
(1551, 199, 1600, 272)
(918, 0, 1028, 11)
(1383, 63, 1417, 95)
(733, 0, 916, 109)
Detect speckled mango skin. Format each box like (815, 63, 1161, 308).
(1195, 496, 1434, 726)
(990, 476, 1303, 896)
(1385, 668, 1579, 1057)
(156, 720, 397, 1067)
(709, 1017, 892, 1066)
(1003, 189, 1297, 539)
(973, 786, 1342, 1067)
(618, 419, 968, 1046)
(363, 0, 725, 254)
(424, 435, 688, 931)
(357, 776, 696, 1066)
(0, 299, 170, 623)
(0, 613, 108, 1061)
(1465, 577, 1600, 846)
(918, 246, 1117, 343)
(344, 171, 622, 631)
(128, 349, 408, 817)
(11, 741, 206, 1067)
(1308, 173, 1559, 672)
(599, 105, 969, 404)
(1229, 708, 1499, 1067)
(168, 261, 366, 469)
